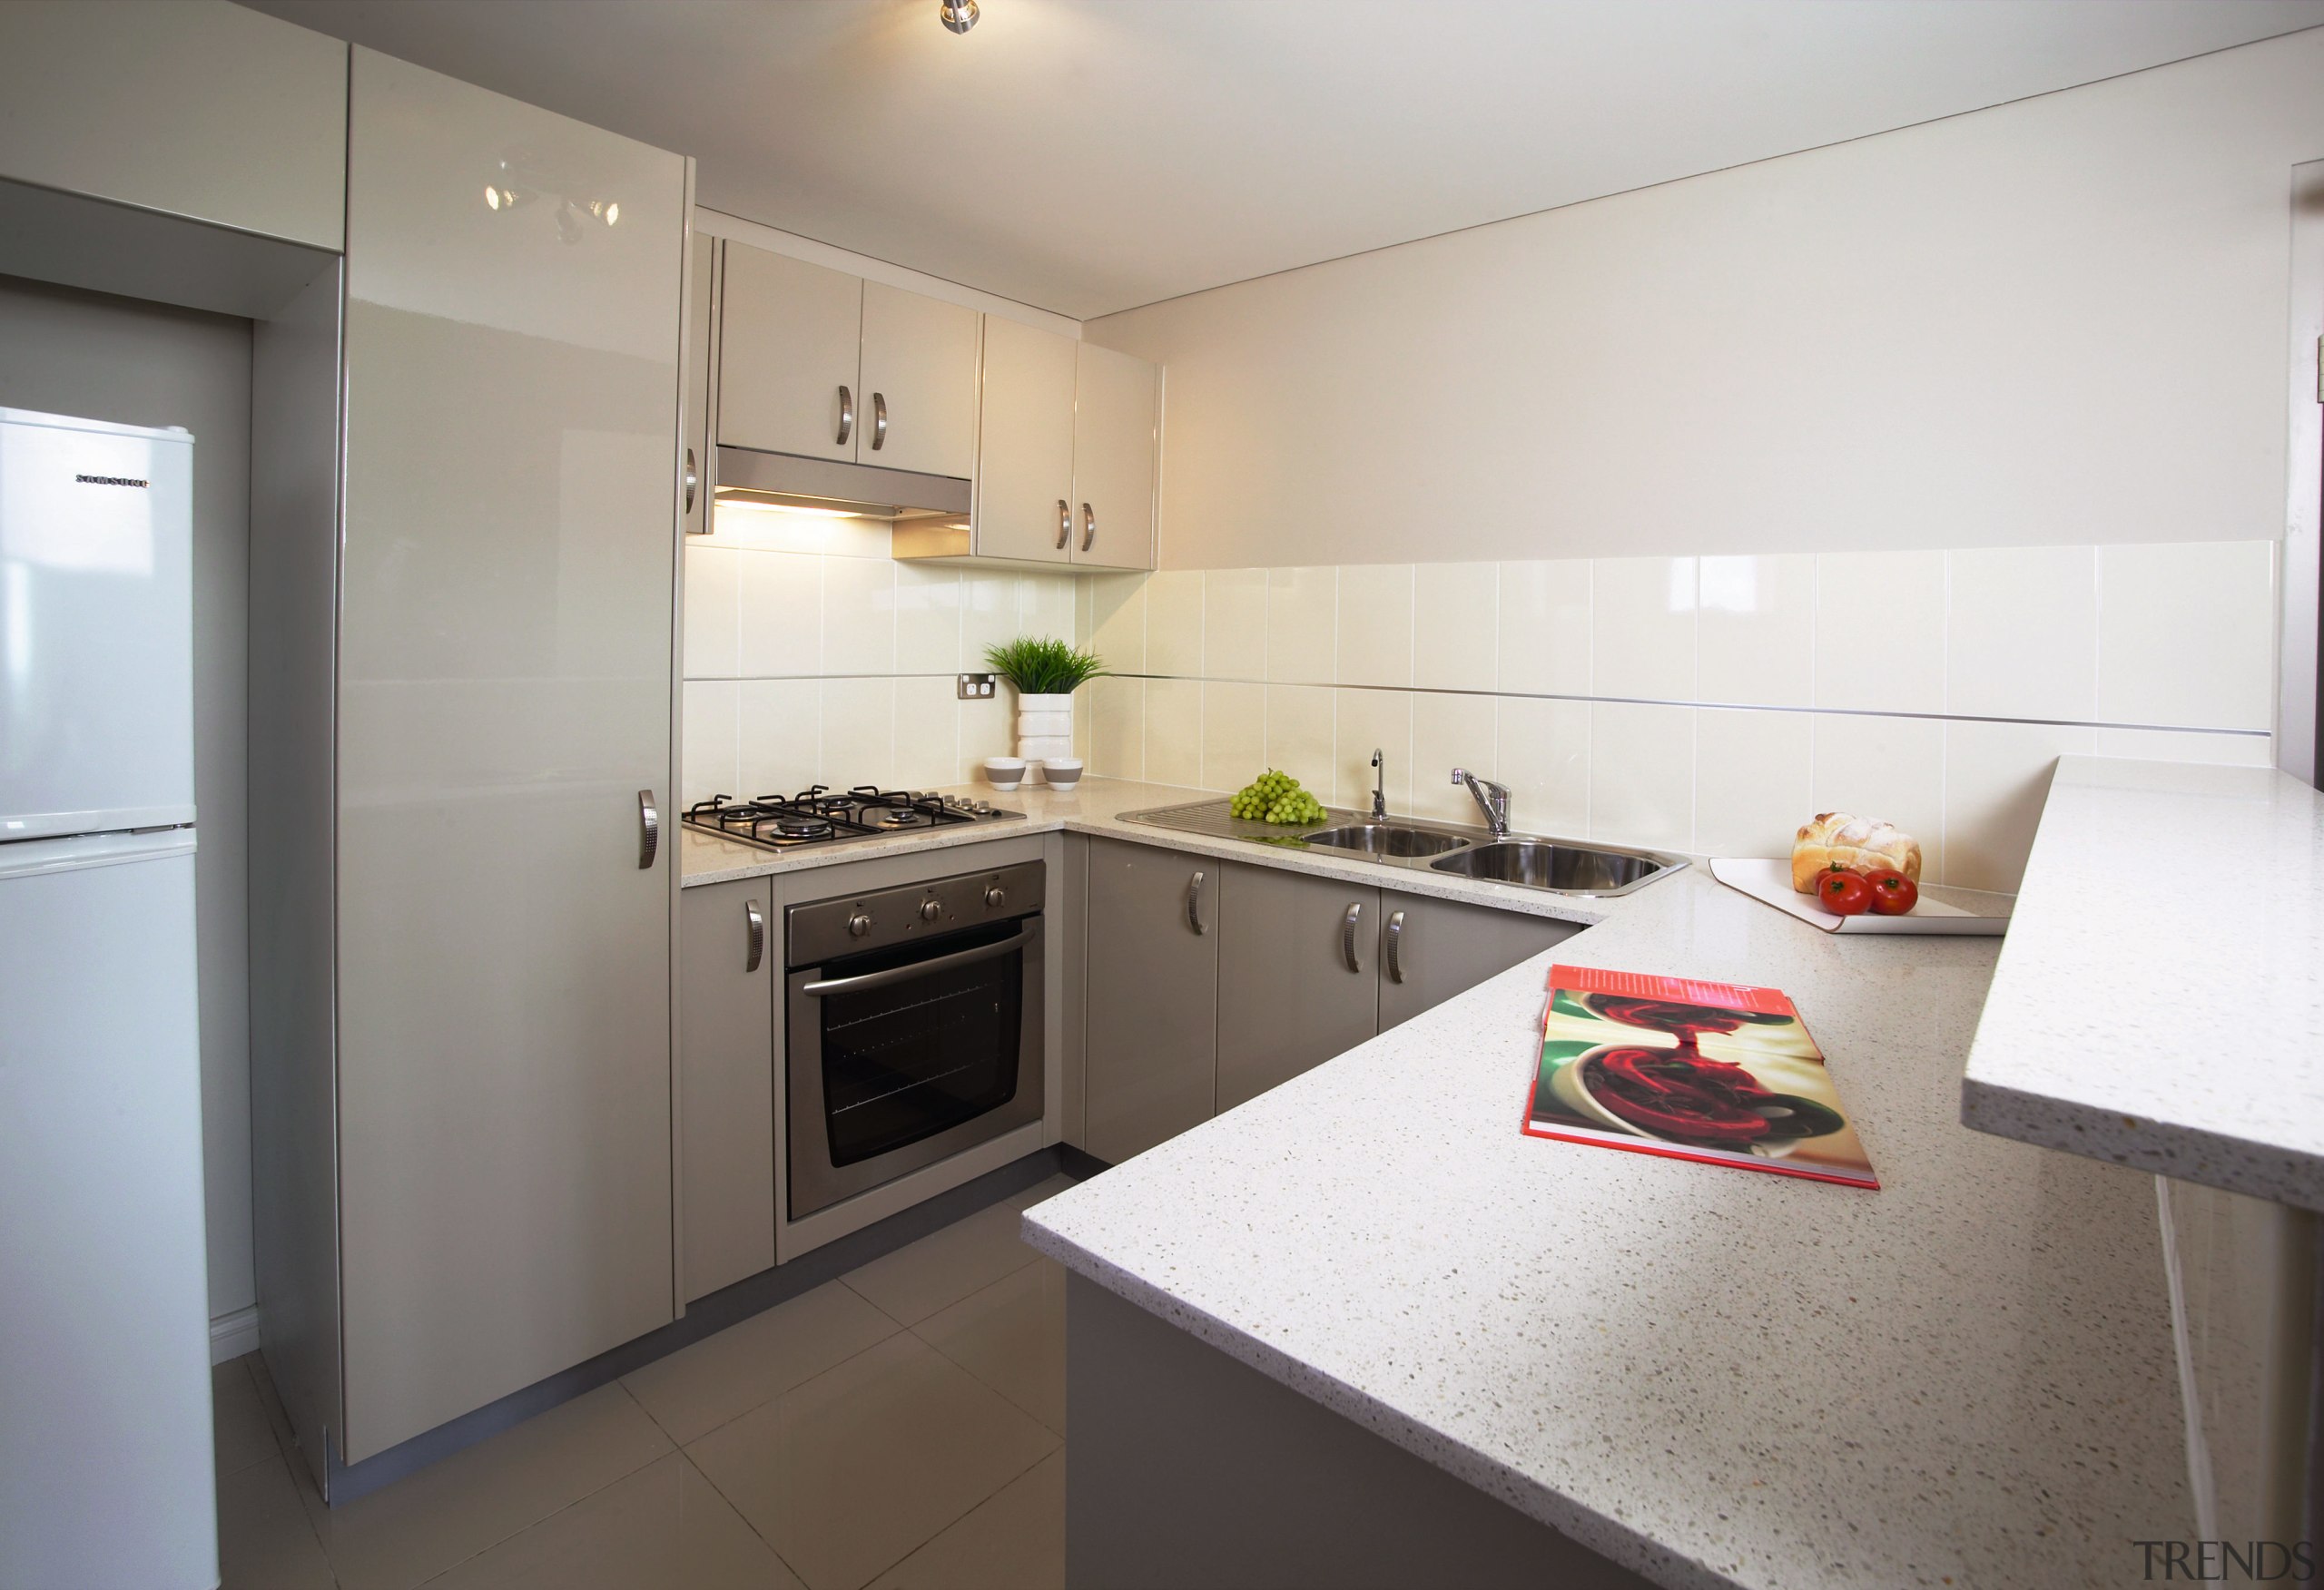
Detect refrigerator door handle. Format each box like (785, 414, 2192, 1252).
(638, 790, 660, 869)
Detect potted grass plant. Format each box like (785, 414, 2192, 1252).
(982, 637, 1107, 780)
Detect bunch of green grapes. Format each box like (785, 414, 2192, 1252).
(1229, 769, 1326, 825)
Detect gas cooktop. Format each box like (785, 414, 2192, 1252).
(682, 786, 1023, 854)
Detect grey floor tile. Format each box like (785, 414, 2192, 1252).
(218, 1454, 337, 1590)
(842, 1199, 1045, 1327)
(912, 1257, 1067, 1437)
(420, 1453, 803, 1590)
(864, 1448, 1063, 1590)
(623, 1281, 899, 1446)
(685, 1332, 1058, 1590)
(216, 1357, 282, 1478)
(302, 1384, 673, 1590)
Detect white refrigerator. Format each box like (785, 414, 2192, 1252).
(0, 408, 217, 1587)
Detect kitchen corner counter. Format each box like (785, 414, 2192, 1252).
(1961, 755, 2324, 1212)
(682, 777, 1614, 926)
(1019, 800, 2190, 1588)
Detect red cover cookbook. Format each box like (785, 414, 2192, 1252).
(1523, 965, 1878, 1189)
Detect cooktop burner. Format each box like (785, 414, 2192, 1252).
(682, 785, 1021, 853)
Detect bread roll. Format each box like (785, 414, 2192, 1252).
(1791, 811, 1922, 893)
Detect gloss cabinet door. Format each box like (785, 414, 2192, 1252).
(1082, 839, 1218, 1163)
(335, 46, 683, 1462)
(1215, 863, 1379, 1112)
(1068, 341, 1159, 570)
(1375, 890, 1579, 1033)
(718, 240, 862, 461)
(680, 878, 776, 1300)
(972, 315, 1078, 564)
(857, 280, 979, 478)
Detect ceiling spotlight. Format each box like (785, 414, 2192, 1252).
(586, 198, 619, 227)
(939, 0, 978, 34)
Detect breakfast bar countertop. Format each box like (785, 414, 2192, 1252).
(1961, 754, 2324, 1212)
(1018, 776, 2192, 1590)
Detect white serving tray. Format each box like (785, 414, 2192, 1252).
(1709, 857, 2014, 937)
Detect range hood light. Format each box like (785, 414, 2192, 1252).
(714, 496, 865, 521)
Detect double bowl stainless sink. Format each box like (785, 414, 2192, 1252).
(1122, 800, 1688, 898)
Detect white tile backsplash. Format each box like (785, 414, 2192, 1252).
(1698, 554, 1814, 708)
(1202, 569, 1267, 680)
(682, 533, 2276, 889)
(1591, 556, 1697, 702)
(1265, 566, 1337, 685)
(1413, 563, 1498, 692)
(1946, 545, 2097, 721)
(2097, 540, 2275, 731)
(1694, 708, 1813, 859)
(1333, 688, 1413, 810)
(1334, 564, 1414, 688)
(1497, 559, 1590, 695)
(1813, 550, 1945, 714)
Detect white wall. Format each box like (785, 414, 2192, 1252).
(1074, 538, 2276, 893)
(0, 273, 255, 1326)
(1087, 28, 2324, 570)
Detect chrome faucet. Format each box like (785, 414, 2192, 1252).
(1370, 748, 1387, 820)
(1452, 767, 1512, 836)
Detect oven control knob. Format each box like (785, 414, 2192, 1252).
(983, 885, 1006, 909)
(847, 910, 872, 938)
(919, 898, 942, 923)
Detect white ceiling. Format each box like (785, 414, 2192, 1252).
(243, 0, 2324, 320)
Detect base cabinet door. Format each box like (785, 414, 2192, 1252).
(679, 878, 774, 1302)
(1376, 891, 1581, 1033)
(1083, 839, 1217, 1163)
(1216, 864, 1378, 1113)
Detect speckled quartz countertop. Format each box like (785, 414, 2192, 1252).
(1018, 796, 2190, 1589)
(682, 776, 1610, 926)
(1962, 755, 2324, 1212)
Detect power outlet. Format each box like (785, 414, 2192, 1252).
(957, 673, 999, 700)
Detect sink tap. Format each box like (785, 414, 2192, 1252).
(1369, 748, 1387, 820)
(1451, 767, 1511, 836)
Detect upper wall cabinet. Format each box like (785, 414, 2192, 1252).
(0, 0, 346, 250)
(918, 320, 1161, 571)
(1069, 341, 1161, 571)
(716, 240, 979, 479)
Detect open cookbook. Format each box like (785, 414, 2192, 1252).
(1523, 965, 1879, 1189)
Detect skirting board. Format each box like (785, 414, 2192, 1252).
(210, 1305, 260, 1365)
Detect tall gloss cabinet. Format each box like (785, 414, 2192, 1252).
(251, 47, 689, 1487)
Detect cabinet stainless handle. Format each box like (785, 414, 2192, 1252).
(1055, 498, 1070, 552)
(1187, 870, 1206, 935)
(801, 923, 1032, 996)
(1079, 502, 1096, 552)
(683, 446, 698, 514)
(870, 390, 887, 450)
(1384, 909, 1405, 984)
(743, 898, 764, 973)
(637, 790, 660, 869)
(836, 385, 853, 447)
(1341, 901, 1364, 974)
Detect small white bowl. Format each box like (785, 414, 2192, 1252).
(1039, 758, 1084, 790)
(983, 756, 1027, 791)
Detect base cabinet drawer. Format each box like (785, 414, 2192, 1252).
(679, 877, 775, 1301)
(1216, 864, 1380, 1114)
(1083, 839, 1217, 1163)
(1376, 890, 1580, 1033)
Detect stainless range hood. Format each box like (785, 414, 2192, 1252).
(713, 445, 970, 523)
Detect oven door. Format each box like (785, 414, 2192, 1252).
(786, 914, 1045, 1219)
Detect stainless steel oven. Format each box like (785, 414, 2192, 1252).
(785, 859, 1045, 1219)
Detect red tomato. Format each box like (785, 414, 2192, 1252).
(1863, 868, 1919, 916)
(1817, 869, 1874, 916)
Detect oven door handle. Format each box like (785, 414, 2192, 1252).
(797, 923, 1035, 997)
